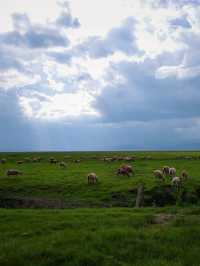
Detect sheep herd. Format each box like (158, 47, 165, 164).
(0, 156, 190, 189)
(154, 166, 189, 188)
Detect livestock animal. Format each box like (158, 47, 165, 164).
(6, 169, 22, 176)
(169, 167, 176, 177)
(153, 170, 164, 180)
(181, 170, 189, 180)
(103, 157, 113, 162)
(49, 158, 57, 164)
(74, 159, 81, 163)
(124, 156, 134, 162)
(59, 161, 67, 168)
(162, 166, 170, 176)
(1, 158, 6, 164)
(117, 165, 133, 177)
(17, 161, 23, 165)
(88, 173, 98, 184)
(171, 176, 182, 187)
(33, 157, 42, 162)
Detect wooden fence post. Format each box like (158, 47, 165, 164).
(135, 184, 144, 208)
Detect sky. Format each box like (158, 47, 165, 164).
(0, 0, 200, 151)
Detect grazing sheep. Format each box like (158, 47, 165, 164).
(103, 157, 113, 162)
(49, 158, 57, 164)
(169, 167, 176, 177)
(59, 161, 67, 168)
(153, 170, 164, 180)
(117, 165, 133, 177)
(171, 176, 181, 187)
(32, 157, 39, 163)
(124, 156, 134, 162)
(6, 169, 22, 176)
(33, 157, 42, 163)
(88, 173, 98, 184)
(162, 166, 170, 176)
(181, 170, 189, 180)
(33, 157, 42, 162)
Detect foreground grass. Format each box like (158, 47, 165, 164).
(0, 151, 200, 207)
(1, 207, 200, 266)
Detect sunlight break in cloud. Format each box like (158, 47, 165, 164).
(1, 0, 200, 150)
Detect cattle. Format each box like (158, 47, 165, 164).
(169, 167, 176, 177)
(74, 159, 81, 163)
(162, 166, 170, 176)
(1, 158, 7, 164)
(17, 161, 23, 165)
(6, 169, 22, 176)
(88, 173, 98, 184)
(153, 170, 164, 180)
(117, 165, 133, 177)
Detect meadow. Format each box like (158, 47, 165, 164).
(1, 151, 200, 265)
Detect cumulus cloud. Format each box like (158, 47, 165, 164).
(0, 15, 69, 49)
(1, 0, 200, 150)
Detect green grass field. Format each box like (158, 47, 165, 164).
(1, 151, 200, 265)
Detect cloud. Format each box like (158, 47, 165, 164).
(93, 58, 200, 123)
(0, 18, 69, 49)
(1, 0, 200, 150)
(56, 1, 80, 28)
(0, 1, 80, 49)
(77, 17, 138, 59)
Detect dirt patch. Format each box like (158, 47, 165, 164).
(0, 197, 66, 208)
(152, 213, 176, 224)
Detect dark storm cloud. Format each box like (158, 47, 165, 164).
(94, 59, 200, 123)
(0, 90, 37, 151)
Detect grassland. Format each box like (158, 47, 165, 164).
(1, 207, 200, 266)
(1, 151, 200, 265)
(0, 151, 200, 207)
